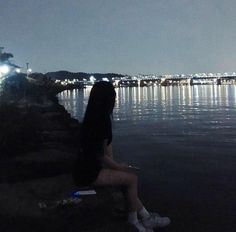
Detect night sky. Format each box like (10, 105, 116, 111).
(1, 0, 236, 75)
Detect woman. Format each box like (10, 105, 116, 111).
(73, 81, 170, 232)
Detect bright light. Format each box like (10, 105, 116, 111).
(0, 65, 10, 74)
(102, 77, 109, 82)
(16, 68, 21, 73)
(90, 75, 96, 83)
(27, 68, 32, 73)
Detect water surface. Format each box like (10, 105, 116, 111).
(58, 85, 236, 231)
(58, 85, 236, 156)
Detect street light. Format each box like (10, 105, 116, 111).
(26, 62, 32, 78)
(16, 68, 21, 73)
(0, 64, 10, 75)
(0, 64, 10, 86)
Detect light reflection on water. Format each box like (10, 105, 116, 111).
(58, 85, 236, 224)
(58, 85, 236, 156)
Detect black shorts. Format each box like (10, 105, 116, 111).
(72, 157, 102, 186)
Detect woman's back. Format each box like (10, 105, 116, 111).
(73, 81, 115, 186)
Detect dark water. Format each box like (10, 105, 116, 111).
(58, 85, 236, 232)
(58, 85, 236, 156)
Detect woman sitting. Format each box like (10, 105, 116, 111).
(73, 81, 170, 232)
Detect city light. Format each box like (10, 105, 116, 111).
(16, 68, 21, 73)
(102, 77, 109, 82)
(89, 75, 96, 84)
(0, 64, 10, 75)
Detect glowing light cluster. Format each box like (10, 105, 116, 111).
(16, 68, 21, 73)
(0, 64, 10, 75)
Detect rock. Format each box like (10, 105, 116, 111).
(0, 87, 132, 231)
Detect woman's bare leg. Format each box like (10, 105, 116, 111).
(92, 169, 143, 212)
(93, 169, 171, 230)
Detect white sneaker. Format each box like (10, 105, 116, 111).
(128, 221, 154, 232)
(149, 212, 161, 217)
(142, 214, 171, 229)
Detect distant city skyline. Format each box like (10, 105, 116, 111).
(1, 0, 236, 75)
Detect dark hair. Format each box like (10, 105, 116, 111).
(82, 81, 116, 147)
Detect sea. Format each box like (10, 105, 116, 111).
(58, 85, 236, 157)
(58, 85, 236, 231)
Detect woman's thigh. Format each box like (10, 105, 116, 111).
(92, 169, 137, 187)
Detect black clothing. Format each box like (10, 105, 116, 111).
(73, 117, 112, 186)
(72, 148, 103, 186)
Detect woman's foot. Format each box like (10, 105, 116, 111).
(142, 213, 171, 229)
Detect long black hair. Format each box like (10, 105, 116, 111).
(82, 81, 116, 148)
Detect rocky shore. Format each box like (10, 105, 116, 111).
(0, 85, 131, 232)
